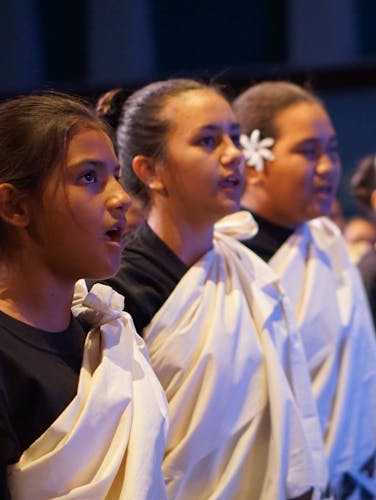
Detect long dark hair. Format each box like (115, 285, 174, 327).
(0, 91, 109, 253)
(116, 78, 223, 207)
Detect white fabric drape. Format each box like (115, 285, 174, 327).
(8, 280, 169, 500)
(269, 216, 376, 497)
(143, 212, 328, 500)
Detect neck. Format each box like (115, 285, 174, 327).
(0, 260, 75, 332)
(241, 185, 259, 213)
(241, 191, 299, 231)
(147, 207, 214, 266)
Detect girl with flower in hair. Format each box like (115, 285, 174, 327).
(233, 80, 376, 498)
(95, 78, 331, 499)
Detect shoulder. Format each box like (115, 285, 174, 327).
(215, 233, 280, 288)
(111, 222, 187, 295)
(307, 216, 349, 255)
(307, 216, 342, 239)
(97, 223, 188, 333)
(0, 324, 22, 469)
(358, 249, 376, 283)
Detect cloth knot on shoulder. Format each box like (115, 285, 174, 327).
(72, 279, 125, 327)
(214, 210, 259, 241)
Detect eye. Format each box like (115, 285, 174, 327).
(297, 147, 319, 161)
(231, 133, 242, 149)
(82, 170, 98, 184)
(198, 136, 216, 149)
(327, 143, 340, 159)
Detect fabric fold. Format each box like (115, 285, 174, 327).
(143, 214, 328, 500)
(8, 280, 169, 500)
(270, 216, 376, 495)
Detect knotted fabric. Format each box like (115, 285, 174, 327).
(143, 211, 328, 499)
(8, 281, 169, 500)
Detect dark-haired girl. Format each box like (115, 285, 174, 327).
(0, 92, 168, 499)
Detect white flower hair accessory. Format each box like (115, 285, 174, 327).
(239, 129, 275, 172)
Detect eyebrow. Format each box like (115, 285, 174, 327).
(67, 159, 121, 171)
(195, 122, 240, 133)
(297, 134, 338, 145)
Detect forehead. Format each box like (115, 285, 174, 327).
(162, 89, 236, 130)
(273, 102, 335, 141)
(65, 127, 116, 164)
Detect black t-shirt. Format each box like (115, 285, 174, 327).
(0, 311, 86, 497)
(94, 222, 188, 334)
(240, 209, 294, 262)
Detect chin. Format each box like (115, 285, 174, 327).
(86, 258, 122, 281)
(224, 200, 241, 215)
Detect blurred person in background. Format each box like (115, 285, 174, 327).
(350, 153, 376, 327)
(96, 87, 146, 233)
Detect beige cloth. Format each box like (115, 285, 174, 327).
(270, 217, 376, 496)
(8, 280, 169, 500)
(143, 212, 329, 500)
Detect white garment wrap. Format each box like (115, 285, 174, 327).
(8, 281, 169, 500)
(143, 212, 328, 500)
(270, 217, 376, 496)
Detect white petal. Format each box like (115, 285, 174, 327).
(260, 149, 275, 162)
(254, 156, 264, 172)
(250, 129, 260, 145)
(239, 134, 250, 149)
(260, 138, 274, 148)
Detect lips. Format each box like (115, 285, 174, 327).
(105, 221, 126, 243)
(315, 184, 334, 196)
(219, 175, 241, 188)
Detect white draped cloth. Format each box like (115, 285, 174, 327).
(269, 216, 376, 497)
(8, 281, 169, 500)
(143, 212, 329, 500)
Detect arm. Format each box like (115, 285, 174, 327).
(0, 391, 20, 499)
(0, 466, 10, 500)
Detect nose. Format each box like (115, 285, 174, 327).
(316, 151, 341, 177)
(221, 137, 244, 167)
(107, 178, 132, 212)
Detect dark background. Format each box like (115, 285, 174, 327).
(1, 0, 376, 216)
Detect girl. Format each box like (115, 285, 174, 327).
(350, 154, 376, 326)
(99, 78, 329, 499)
(233, 80, 376, 497)
(0, 92, 168, 499)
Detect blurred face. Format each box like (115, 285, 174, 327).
(155, 89, 245, 229)
(254, 102, 341, 228)
(31, 127, 130, 282)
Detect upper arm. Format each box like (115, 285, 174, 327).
(0, 389, 19, 499)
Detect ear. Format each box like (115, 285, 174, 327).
(371, 190, 376, 212)
(132, 155, 166, 193)
(0, 183, 30, 227)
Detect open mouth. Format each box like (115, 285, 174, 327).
(105, 225, 124, 243)
(315, 185, 334, 196)
(220, 176, 240, 187)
